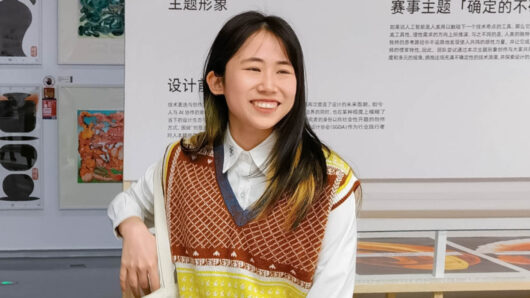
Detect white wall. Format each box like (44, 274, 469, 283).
(0, 0, 528, 251)
(0, 0, 123, 250)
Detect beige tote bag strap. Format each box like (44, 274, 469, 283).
(153, 163, 178, 293)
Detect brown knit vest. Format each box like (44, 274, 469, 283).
(163, 143, 344, 288)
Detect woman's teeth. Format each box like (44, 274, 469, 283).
(253, 101, 277, 109)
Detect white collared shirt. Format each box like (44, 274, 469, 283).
(108, 129, 358, 297)
(222, 129, 275, 209)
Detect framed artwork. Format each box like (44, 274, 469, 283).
(0, 85, 42, 209)
(0, 0, 42, 64)
(58, 86, 124, 209)
(356, 237, 516, 275)
(58, 0, 124, 64)
(448, 237, 530, 272)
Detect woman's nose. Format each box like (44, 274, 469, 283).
(257, 71, 276, 93)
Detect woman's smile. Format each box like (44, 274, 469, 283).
(251, 99, 280, 111)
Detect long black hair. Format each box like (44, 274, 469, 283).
(183, 11, 328, 229)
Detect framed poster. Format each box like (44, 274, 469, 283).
(0, 85, 42, 209)
(0, 0, 42, 64)
(58, 86, 124, 209)
(58, 0, 124, 64)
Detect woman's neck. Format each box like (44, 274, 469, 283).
(228, 123, 272, 151)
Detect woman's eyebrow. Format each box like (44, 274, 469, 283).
(277, 60, 292, 66)
(240, 57, 292, 65)
(240, 57, 264, 63)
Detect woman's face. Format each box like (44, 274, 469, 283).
(211, 30, 297, 146)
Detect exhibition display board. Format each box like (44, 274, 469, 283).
(124, 0, 530, 181)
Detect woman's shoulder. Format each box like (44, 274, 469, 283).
(180, 132, 213, 154)
(323, 149, 361, 205)
(164, 134, 214, 163)
(324, 149, 353, 177)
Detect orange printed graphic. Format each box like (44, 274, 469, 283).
(358, 241, 480, 271)
(77, 110, 124, 183)
(477, 239, 530, 265)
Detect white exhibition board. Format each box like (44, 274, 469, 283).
(125, 0, 530, 181)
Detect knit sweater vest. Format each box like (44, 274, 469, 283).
(162, 141, 355, 297)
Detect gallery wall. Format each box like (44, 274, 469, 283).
(0, 0, 529, 252)
(0, 0, 123, 250)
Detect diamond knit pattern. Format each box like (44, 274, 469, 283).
(165, 145, 341, 283)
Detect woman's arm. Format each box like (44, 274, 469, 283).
(107, 161, 161, 297)
(107, 161, 159, 235)
(307, 171, 359, 298)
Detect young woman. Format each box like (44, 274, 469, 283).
(108, 11, 361, 298)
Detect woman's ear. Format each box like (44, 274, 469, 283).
(206, 71, 224, 95)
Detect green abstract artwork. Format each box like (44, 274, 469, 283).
(78, 0, 124, 37)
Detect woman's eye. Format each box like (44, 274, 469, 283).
(278, 70, 292, 74)
(245, 67, 260, 72)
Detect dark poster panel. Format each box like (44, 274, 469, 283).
(0, 86, 42, 209)
(0, 0, 41, 64)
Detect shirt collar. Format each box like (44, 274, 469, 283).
(222, 128, 276, 174)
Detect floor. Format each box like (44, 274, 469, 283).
(0, 256, 122, 298)
(1, 256, 529, 298)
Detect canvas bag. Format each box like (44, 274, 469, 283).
(143, 163, 179, 297)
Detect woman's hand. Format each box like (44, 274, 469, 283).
(118, 217, 160, 297)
